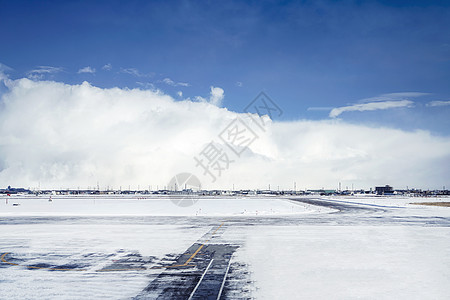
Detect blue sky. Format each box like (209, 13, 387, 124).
(1, 0, 450, 189)
(1, 0, 450, 134)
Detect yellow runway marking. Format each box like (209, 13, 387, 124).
(1, 252, 18, 266)
(1, 222, 225, 271)
(153, 222, 225, 269)
(184, 222, 224, 266)
(185, 244, 205, 265)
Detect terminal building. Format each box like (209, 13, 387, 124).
(375, 185, 394, 195)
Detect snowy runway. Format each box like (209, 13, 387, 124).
(1, 195, 450, 299)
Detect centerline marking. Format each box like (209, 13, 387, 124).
(188, 258, 215, 300)
(154, 222, 225, 269)
(217, 256, 233, 300)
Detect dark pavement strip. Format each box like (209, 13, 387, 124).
(289, 197, 387, 213)
(134, 223, 238, 300)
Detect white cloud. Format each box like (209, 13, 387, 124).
(77, 66, 96, 74)
(315, 92, 425, 117)
(120, 68, 141, 76)
(0, 63, 13, 81)
(177, 91, 183, 97)
(358, 92, 429, 103)
(209, 87, 224, 106)
(119, 67, 154, 78)
(0, 62, 13, 73)
(162, 78, 175, 85)
(329, 100, 414, 118)
(136, 82, 155, 90)
(307, 106, 334, 111)
(0, 79, 449, 190)
(161, 77, 190, 87)
(195, 86, 225, 107)
(426, 100, 450, 107)
(26, 66, 63, 80)
(102, 63, 112, 71)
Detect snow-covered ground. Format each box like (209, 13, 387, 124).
(312, 195, 450, 219)
(0, 195, 329, 217)
(0, 223, 205, 299)
(230, 225, 450, 299)
(328, 194, 450, 207)
(1, 195, 449, 299)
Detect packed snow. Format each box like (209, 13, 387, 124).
(1, 195, 449, 299)
(0, 195, 332, 217)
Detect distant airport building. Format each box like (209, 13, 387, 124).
(375, 185, 394, 195)
(307, 189, 336, 195)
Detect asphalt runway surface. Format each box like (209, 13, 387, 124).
(134, 223, 238, 299)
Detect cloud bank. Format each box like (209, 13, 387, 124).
(0, 78, 449, 190)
